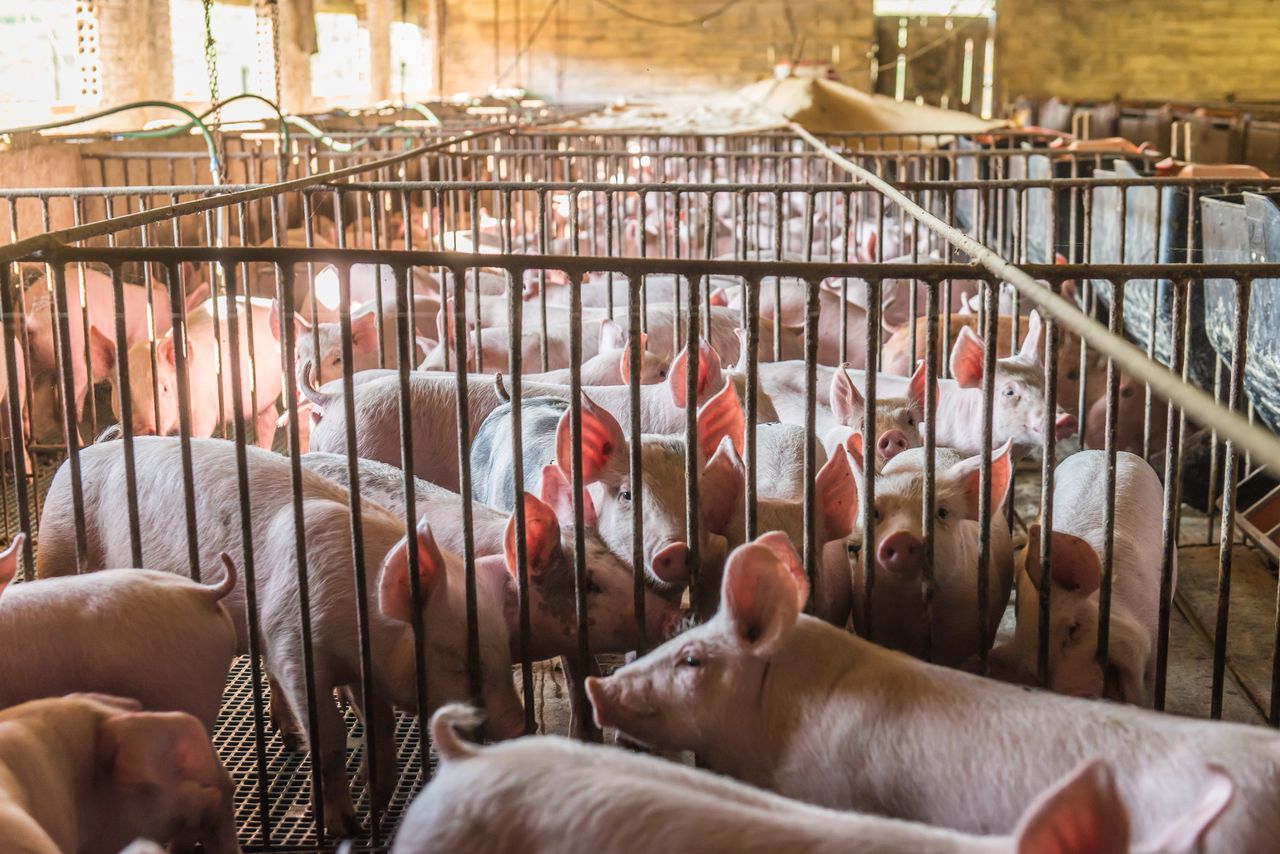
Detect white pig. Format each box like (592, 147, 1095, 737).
(989, 450, 1173, 706)
(0, 535, 236, 730)
(589, 534, 1277, 852)
(824, 359, 930, 470)
(91, 296, 283, 449)
(849, 442, 1015, 664)
(0, 693, 239, 853)
(35, 436, 525, 836)
(397, 703, 1232, 854)
(272, 296, 436, 386)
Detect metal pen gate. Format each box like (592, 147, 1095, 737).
(1, 122, 1278, 850)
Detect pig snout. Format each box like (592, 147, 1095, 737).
(877, 530, 923, 575)
(1054, 411, 1078, 439)
(876, 429, 910, 461)
(650, 541, 691, 585)
(585, 674, 648, 730)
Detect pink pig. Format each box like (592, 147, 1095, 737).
(0, 693, 239, 853)
(396, 702, 1231, 854)
(589, 534, 1272, 852)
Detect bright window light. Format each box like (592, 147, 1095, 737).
(311, 12, 371, 102)
(0, 1, 78, 124)
(874, 0, 995, 16)
(171, 0, 258, 102)
(391, 21, 431, 98)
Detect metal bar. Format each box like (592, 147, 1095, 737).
(1155, 280, 1187, 712)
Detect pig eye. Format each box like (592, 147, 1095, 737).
(872, 506, 881, 521)
(1001, 384, 1017, 399)
(1067, 369, 1081, 381)
(658, 368, 667, 379)
(936, 506, 949, 521)
(619, 488, 632, 503)
(1067, 621, 1082, 642)
(680, 652, 701, 668)
(1120, 386, 1135, 399)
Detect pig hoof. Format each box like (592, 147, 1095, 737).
(326, 811, 362, 839)
(281, 730, 302, 752)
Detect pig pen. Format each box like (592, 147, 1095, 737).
(1, 123, 1279, 851)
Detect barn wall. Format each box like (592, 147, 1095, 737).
(998, 0, 1280, 103)
(435, 0, 877, 101)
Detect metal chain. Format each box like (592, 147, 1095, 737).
(268, 0, 282, 109)
(202, 0, 226, 183)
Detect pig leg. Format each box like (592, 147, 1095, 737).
(341, 684, 398, 814)
(268, 676, 302, 751)
(255, 404, 278, 450)
(285, 670, 359, 837)
(561, 654, 602, 742)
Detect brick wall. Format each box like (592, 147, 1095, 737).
(998, 0, 1280, 103)
(436, 0, 876, 102)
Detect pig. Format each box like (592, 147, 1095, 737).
(874, 310, 1077, 457)
(0, 535, 236, 730)
(0, 693, 239, 853)
(518, 320, 669, 387)
(0, 336, 27, 443)
(989, 451, 1172, 706)
(469, 379, 744, 588)
(90, 296, 283, 449)
(36, 436, 524, 835)
(700, 439, 858, 623)
(825, 360, 930, 470)
(298, 452, 680, 655)
(1084, 371, 1169, 456)
(270, 296, 436, 386)
(306, 340, 730, 492)
(849, 442, 1015, 665)
(723, 278, 872, 367)
(588, 533, 1278, 852)
(23, 268, 197, 423)
(398, 703, 1232, 854)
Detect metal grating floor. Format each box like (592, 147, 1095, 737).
(216, 657, 430, 852)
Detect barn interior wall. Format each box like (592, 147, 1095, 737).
(434, 0, 877, 102)
(997, 0, 1280, 104)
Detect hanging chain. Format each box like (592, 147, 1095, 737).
(267, 0, 282, 109)
(202, 0, 226, 183)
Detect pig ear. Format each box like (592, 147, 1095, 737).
(829, 363, 864, 428)
(157, 335, 179, 368)
(700, 437, 744, 536)
(350, 311, 379, 353)
(816, 448, 858, 541)
(950, 439, 1014, 521)
(721, 535, 805, 656)
(1014, 760, 1130, 854)
(88, 325, 117, 375)
(1141, 766, 1234, 854)
(958, 290, 974, 315)
(669, 339, 722, 410)
(753, 531, 808, 609)
(538, 464, 598, 529)
(555, 393, 627, 484)
(906, 360, 933, 417)
(949, 325, 987, 389)
(617, 333, 649, 386)
(379, 517, 447, 623)
(844, 432, 867, 473)
(100, 710, 222, 791)
(1026, 526, 1102, 596)
(504, 492, 561, 581)
(710, 287, 729, 307)
(599, 318, 625, 352)
(1019, 310, 1044, 364)
(696, 379, 745, 460)
(0, 533, 25, 595)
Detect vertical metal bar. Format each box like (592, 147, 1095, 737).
(220, 262, 273, 847)
(628, 275, 647, 649)
(451, 265, 483, 711)
(108, 263, 143, 567)
(744, 275, 760, 540)
(975, 279, 997, 670)
(802, 274, 819, 610)
(921, 278, 938, 663)
(685, 273, 703, 609)
(860, 278, 880, 640)
(1096, 280, 1124, 697)
(1037, 281, 1062, 685)
(0, 267, 33, 581)
(1211, 279, 1250, 720)
(566, 256, 596, 741)
(505, 260, 535, 735)
(1155, 280, 1187, 712)
(49, 262, 88, 571)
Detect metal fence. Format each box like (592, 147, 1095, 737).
(1, 124, 1278, 850)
